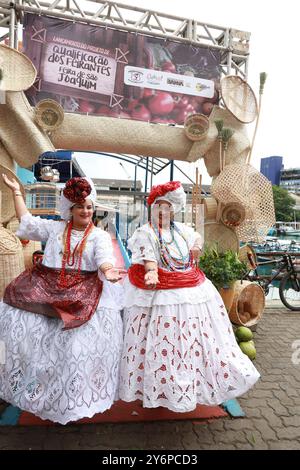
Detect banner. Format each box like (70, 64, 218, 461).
(23, 14, 221, 125)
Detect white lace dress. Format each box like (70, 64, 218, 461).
(0, 213, 124, 424)
(119, 222, 260, 412)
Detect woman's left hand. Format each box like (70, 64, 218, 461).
(191, 246, 202, 263)
(104, 267, 127, 283)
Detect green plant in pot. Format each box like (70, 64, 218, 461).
(199, 246, 247, 311)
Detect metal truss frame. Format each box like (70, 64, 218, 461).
(0, 0, 250, 78)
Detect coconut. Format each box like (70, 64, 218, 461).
(239, 341, 256, 360)
(235, 326, 253, 342)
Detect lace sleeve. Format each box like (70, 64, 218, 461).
(16, 213, 60, 241)
(178, 223, 203, 250)
(93, 230, 115, 267)
(127, 227, 157, 264)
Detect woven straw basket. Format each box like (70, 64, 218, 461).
(184, 113, 209, 142)
(187, 106, 250, 171)
(5, 216, 19, 233)
(238, 244, 257, 270)
(221, 202, 246, 227)
(220, 75, 258, 124)
(0, 44, 37, 91)
(0, 164, 25, 225)
(204, 221, 239, 253)
(0, 191, 25, 298)
(229, 280, 265, 327)
(35, 99, 64, 132)
(22, 240, 42, 269)
(211, 163, 275, 242)
(204, 197, 218, 221)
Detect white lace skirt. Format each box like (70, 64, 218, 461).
(0, 301, 123, 424)
(119, 280, 260, 412)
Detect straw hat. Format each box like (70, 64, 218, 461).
(186, 106, 250, 171)
(229, 281, 265, 327)
(34, 99, 64, 132)
(0, 44, 37, 91)
(0, 164, 25, 224)
(220, 75, 258, 124)
(204, 221, 239, 253)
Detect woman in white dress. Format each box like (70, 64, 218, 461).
(0, 174, 125, 424)
(119, 181, 260, 413)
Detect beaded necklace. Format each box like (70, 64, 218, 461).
(58, 220, 94, 288)
(150, 221, 192, 272)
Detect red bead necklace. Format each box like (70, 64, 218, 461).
(58, 220, 94, 288)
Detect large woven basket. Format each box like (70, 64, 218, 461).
(0, 191, 25, 298)
(229, 280, 265, 327)
(211, 163, 275, 242)
(204, 221, 239, 253)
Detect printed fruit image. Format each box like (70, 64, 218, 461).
(235, 326, 253, 342)
(131, 104, 152, 121)
(79, 100, 96, 114)
(161, 61, 176, 73)
(239, 341, 256, 360)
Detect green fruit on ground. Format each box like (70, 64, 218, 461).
(235, 326, 253, 342)
(239, 341, 256, 360)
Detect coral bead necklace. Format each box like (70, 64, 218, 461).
(58, 220, 94, 288)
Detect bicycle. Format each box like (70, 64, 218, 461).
(243, 252, 300, 311)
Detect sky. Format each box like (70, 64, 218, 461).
(75, 0, 299, 188)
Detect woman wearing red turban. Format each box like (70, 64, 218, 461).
(0, 174, 125, 424)
(119, 181, 259, 412)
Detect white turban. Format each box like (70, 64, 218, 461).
(59, 177, 97, 221)
(149, 182, 186, 214)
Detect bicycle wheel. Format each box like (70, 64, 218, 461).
(279, 271, 300, 311)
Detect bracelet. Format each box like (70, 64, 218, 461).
(145, 268, 158, 273)
(13, 190, 22, 197)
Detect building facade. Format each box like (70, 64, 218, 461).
(260, 156, 283, 186)
(280, 168, 300, 194)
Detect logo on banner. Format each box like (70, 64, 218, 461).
(127, 70, 144, 83)
(124, 66, 214, 98)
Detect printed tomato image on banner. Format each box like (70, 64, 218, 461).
(23, 13, 221, 124)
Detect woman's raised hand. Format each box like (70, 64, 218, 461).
(1, 173, 21, 192)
